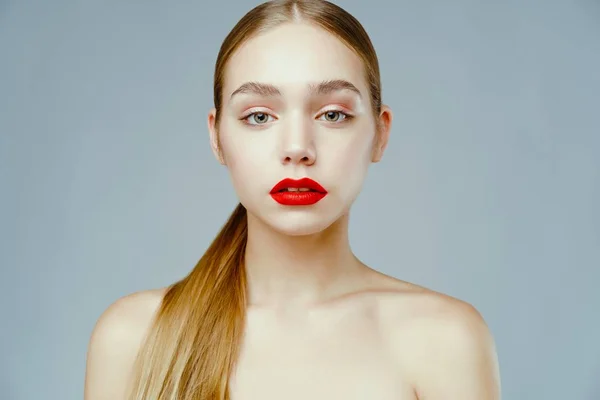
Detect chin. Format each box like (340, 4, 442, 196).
(270, 219, 332, 236)
(249, 202, 345, 237)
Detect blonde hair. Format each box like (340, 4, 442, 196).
(127, 1, 383, 398)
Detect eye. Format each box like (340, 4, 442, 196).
(244, 112, 275, 125)
(318, 110, 350, 123)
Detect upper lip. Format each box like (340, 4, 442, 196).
(270, 177, 327, 194)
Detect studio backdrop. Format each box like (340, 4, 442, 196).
(1, 1, 599, 399)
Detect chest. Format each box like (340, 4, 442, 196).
(228, 309, 416, 400)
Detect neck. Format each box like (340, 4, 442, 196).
(243, 211, 365, 311)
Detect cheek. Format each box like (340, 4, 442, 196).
(327, 131, 374, 174)
(322, 132, 374, 201)
(219, 130, 271, 195)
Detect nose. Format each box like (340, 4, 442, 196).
(280, 117, 316, 166)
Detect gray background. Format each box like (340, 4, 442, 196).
(1, 0, 599, 399)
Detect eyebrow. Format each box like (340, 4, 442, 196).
(229, 79, 362, 99)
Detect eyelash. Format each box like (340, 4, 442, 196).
(240, 109, 353, 126)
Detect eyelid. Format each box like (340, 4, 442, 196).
(318, 106, 353, 117)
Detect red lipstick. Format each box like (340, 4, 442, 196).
(269, 177, 328, 206)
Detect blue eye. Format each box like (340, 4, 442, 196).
(242, 110, 351, 126)
(244, 112, 274, 125)
(318, 111, 349, 122)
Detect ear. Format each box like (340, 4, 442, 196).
(207, 108, 226, 165)
(371, 104, 393, 163)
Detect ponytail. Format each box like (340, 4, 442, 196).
(127, 203, 248, 399)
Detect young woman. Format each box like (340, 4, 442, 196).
(84, 1, 501, 399)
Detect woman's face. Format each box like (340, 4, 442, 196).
(208, 22, 392, 236)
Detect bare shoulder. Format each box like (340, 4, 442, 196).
(378, 278, 492, 334)
(368, 272, 501, 399)
(84, 287, 168, 400)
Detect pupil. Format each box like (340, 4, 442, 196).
(327, 112, 338, 121)
(254, 113, 266, 123)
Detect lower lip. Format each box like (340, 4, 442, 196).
(270, 191, 327, 206)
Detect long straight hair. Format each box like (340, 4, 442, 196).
(127, 1, 383, 398)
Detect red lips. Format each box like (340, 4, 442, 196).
(269, 177, 328, 206)
(270, 177, 327, 194)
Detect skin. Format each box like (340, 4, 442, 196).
(84, 22, 501, 400)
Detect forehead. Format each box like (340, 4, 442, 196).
(223, 23, 367, 99)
